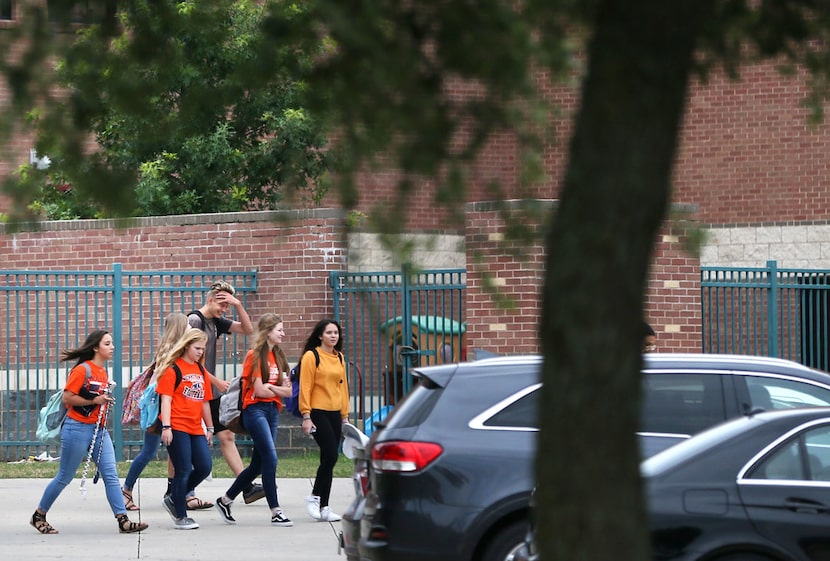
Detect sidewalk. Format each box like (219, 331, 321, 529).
(1, 477, 352, 560)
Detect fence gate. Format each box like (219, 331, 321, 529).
(0, 264, 256, 461)
(702, 260, 830, 371)
(331, 266, 466, 431)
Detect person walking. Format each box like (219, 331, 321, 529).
(30, 330, 148, 535)
(299, 319, 349, 522)
(120, 312, 211, 511)
(188, 280, 263, 504)
(156, 329, 214, 530)
(214, 313, 294, 527)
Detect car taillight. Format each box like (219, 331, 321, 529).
(371, 441, 443, 473)
(356, 465, 370, 496)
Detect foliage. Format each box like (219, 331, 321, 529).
(1, 0, 331, 219)
(4, 1, 830, 561)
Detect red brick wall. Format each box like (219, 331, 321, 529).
(673, 64, 830, 226)
(465, 200, 702, 355)
(0, 210, 348, 361)
(465, 200, 547, 356)
(644, 209, 703, 353)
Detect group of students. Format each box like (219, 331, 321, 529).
(30, 280, 350, 534)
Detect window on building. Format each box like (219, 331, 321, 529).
(0, 0, 13, 21)
(47, 0, 103, 24)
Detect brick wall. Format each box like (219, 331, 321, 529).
(0, 209, 349, 361)
(645, 208, 703, 353)
(465, 200, 702, 355)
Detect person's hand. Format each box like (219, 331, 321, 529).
(94, 394, 115, 405)
(161, 428, 173, 446)
(214, 291, 241, 308)
(302, 418, 316, 435)
(215, 379, 230, 393)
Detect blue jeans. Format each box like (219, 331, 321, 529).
(166, 430, 212, 519)
(123, 430, 162, 490)
(38, 417, 126, 516)
(226, 402, 280, 508)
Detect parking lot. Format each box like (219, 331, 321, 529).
(2, 476, 351, 560)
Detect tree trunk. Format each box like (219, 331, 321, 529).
(537, 0, 714, 559)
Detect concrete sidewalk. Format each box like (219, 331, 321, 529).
(1, 477, 352, 560)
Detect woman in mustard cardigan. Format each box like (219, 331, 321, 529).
(298, 319, 349, 522)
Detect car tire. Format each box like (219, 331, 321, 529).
(479, 520, 530, 561)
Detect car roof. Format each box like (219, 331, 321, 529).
(412, 353, 830, 387)
(641, 406, 830, 476)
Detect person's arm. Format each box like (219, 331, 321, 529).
(62, 390, 111, 408)
(209, 372, 230, 393)
(160, 394, 174, 445)
(202, 401, 213, 446)
(216, 292, 253, 335)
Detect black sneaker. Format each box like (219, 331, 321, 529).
(271, 509, 293, 527)
(215, 497, 236, 525)
(243, 483, 265, 504)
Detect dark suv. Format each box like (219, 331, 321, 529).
(344, 354, 830, 561)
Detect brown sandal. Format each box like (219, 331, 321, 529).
(186, 495, 214, 510)
(31, 510, 58, 534)
(122, 488, 140, 511)
(117, 513, 148, 534)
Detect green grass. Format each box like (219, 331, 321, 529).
(0, 453, 354, 479)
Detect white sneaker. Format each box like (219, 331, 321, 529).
(318, 506, 341, 522)
(174, 517, 199, 530)
(305, 495, 321, 520)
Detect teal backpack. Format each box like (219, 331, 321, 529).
(36, 363, 92, 445)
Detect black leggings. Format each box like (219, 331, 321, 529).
(310, 409, 342, 507)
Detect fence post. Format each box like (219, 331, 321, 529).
(767, 260, 779, 358)
(112, 263, 124, 461)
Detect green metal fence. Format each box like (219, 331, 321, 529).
(702, 260, 830, 371)
(0, 264, 256, 461)
(331, 266, 466, 432)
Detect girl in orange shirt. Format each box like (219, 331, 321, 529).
(156, 328, 213, 530)
(31, 330, 148, 535)
(215, 313, 294, 527)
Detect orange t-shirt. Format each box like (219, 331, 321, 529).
(65, 360, 111, 425)
(156, 358, 213, 435)
(241, 350, 283, 411)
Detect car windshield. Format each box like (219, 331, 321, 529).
(641, 415, 764, 477)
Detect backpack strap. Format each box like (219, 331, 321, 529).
(170, 364, 184, 390)
(170, 362, 207, 390)
(188, 310, 207, 331)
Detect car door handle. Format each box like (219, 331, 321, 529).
(784, 497, 828, 514)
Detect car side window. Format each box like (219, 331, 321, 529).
(748, 425, 830, 482)
(641, 373, 725, 436)
(744, 376, 830, 412)
(484, 388, 539, 429)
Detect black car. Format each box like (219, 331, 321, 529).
(341, 354, 830, 561)
(645, 407, 830, 560)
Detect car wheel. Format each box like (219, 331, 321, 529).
(479, 520, 530, 561)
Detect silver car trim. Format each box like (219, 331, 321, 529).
(468, 382, 542, 432)
(737, 417, 830, 481)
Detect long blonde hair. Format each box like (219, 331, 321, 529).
(249, 313, 289, 382)
(155, 313, 189, 362)
(155, 328, 208, 379)
(149, 312, 190, 383)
